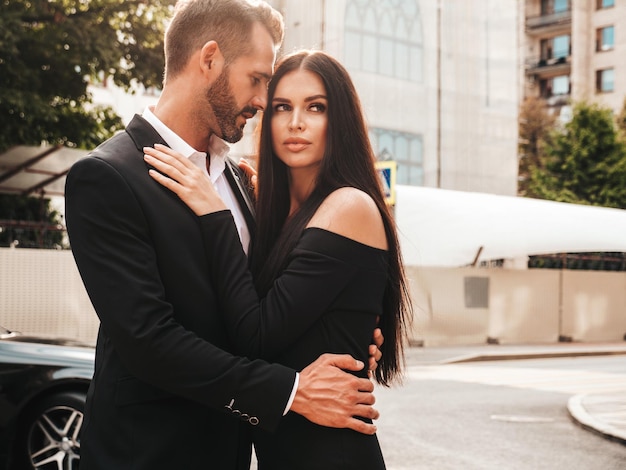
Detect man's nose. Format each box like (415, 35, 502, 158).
(251, 93, 267, 111)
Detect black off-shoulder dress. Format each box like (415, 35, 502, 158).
(200, 210, 388, 470)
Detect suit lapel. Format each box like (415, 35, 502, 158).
(126, 114, 257, 248)
(224, 159, 256, 243)
(125, 114, 168, 150)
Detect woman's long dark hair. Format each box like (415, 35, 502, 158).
(251, 50, 411, 386)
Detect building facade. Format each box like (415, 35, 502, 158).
(266, 0, 520, 196)
(90, 0, 521, 196)
(523, 0, 625, 117)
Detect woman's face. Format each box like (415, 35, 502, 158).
(271, 69, 328, 176)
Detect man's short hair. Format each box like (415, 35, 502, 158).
(164, 0, 284, 81)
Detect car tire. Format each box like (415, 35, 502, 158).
(14, 391, 86, 470)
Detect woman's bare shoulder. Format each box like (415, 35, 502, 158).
(307, 187, 387, 250)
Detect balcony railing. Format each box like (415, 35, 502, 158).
(525, 55, 571, 75)
(526, 10, 572, 31)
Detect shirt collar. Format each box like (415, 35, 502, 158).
(142, 107, 230, 182)
(206, 135, 228, 183)
(142, 106, 201, 159)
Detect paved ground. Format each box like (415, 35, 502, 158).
(407, 341, 626, 446)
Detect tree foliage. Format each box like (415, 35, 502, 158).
(0, 0, 175, 152)
(523, 101, 626, 209)
(0, 0, 174, 248)
(518, 96, 557, 197)
(0, 194, 65, 248)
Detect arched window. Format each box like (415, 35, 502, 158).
(344, 0, 423, 82)
(370, 128, 423, 185)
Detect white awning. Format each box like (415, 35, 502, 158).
(395, 185, 626, 267)
(0, 145, 89, 197)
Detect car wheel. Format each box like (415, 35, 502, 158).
(16, 391, 86, 470)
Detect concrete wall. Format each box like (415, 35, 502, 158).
(0, 248, 99, 344)
(407, 265, 626, 346)
(1, 248, 624, 347)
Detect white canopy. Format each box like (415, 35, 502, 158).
(395, 185, 626, 267)
(0, 145, 88, 197)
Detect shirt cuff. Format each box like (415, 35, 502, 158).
(283, 372, 299, 415)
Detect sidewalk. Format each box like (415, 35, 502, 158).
(568, 392, 626, 445)
(406, 341, 626, 446)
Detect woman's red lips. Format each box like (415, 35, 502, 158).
(284, 138, 310, 152)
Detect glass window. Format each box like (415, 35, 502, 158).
(597, 26, 614, 51)
(541, 0, 571, 15)
(553, 35, 570, 58)
(362, 34, 377, 73)
(344, 32, 361, 69)
(597, 68, 614, 92)
(554, 0, 569, 13)
(598, 0, 615, 9)
(409, 45, 423, 82)
(540, 35, 570, 60)
(344, 0, 423, 82)
(395, 42, 409, 80)
(552, 75, 569, 95)
(540, 75, 570, 98)
(379, 38, 394, 75)
(372, 128, 423, 186)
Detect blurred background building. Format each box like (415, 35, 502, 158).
(89, 0, 626, 199)
(271, 0, 520, 197)
(522, 0, 623, 120)
(91, 0, 521, 197)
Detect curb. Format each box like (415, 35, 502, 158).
(567, 394, 626, 446)
(440, 349, 626, 364)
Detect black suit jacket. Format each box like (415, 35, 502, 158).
(65, 115, 294, 470)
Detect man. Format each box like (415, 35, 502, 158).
(65, 1, 380, 469)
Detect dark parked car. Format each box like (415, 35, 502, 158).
(0, 325, 94, 469)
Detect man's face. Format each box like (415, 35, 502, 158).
(206, 22, 276, 143)
(206, 67, 250, 143)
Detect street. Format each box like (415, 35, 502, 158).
(375, 350, 626, 470)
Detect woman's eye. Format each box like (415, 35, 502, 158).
(310, 103, 326, 112)
(274, 103, 290, 112)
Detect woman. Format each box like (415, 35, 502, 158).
(144, 50, 411, 469)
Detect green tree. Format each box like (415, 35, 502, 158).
(518, 96, 557, 197)
(527, 101, 626, 209)
(0, 194, 64, 248)
(0, 0, 174, 247)
(616, 97, 626, 137)
(0, 0, 174, 152)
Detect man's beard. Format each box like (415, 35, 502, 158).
(207, 69, 256, 144)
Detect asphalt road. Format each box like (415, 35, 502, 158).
(375, 352, 626, 470)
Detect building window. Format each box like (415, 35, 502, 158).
(597, 0, 615, 9)
(552, 75, 569, 95)
(541, 0, 570, 15)
(596, 68, 614, 92)
(344, 0, 423, 82)
(540, 75, 570, 98)
(540, 35, 570, 61)
(370, 128, 423, 186)
(596, 26, 614, 51)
